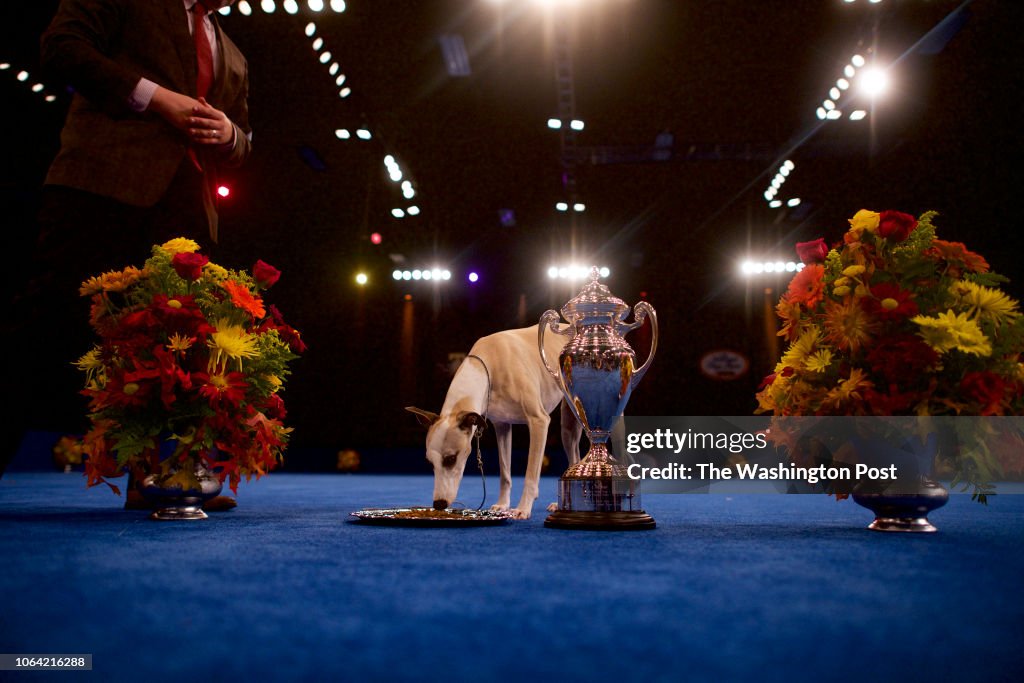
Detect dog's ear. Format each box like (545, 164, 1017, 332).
(405, 406, 440, 429)
(457, 411, 486, 434)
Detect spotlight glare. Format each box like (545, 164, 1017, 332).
(339, 87, 351, 98)
(356, 128, 371, 140)
(371, 232, 383, 245)
(547, 118, 562, 129)
(422, 270, 432, 281)
(308, 0, 324, 11)
(599, 267, 610, 278)
(412, 270, 422, 280)
(319, 52, 331, 64)
(284, 0, 299, 14)
(406, 206, 420, 216)
(851, 54, 866, 68)
(261, 0, 275, 14)
(31, 83, 44, 93)
(844, 64, 856, 78)
(573, 203, 585, 212)
(238, 1, 252, 16)
(826, 109, 842, 120)
(330, 0, 347, 12)
(355, 272, 368, 285)
(312, 37, 324, 50)
(830, 87, 841, 100)
(769, 200, 782, 208)
(0, 63, 9, 70)
(816, 107, 827, 120)
(555, 202, 568, 211)
(468, 272, 479, 283)
(336, 74, 346, 86)
(849, 110, 867, 121)
(787, 198, 801, 207)
(393, 270, 402, 280)
(763, 191, 773, 201)
(402, 271, 412, 281)
(860, 67, 890, 98)
(45, 95, 57, 102)
(391, 208, 406, 218)
(785, 262, 797, 272)
(837, 78, 850, 90)
(335, 128, 350, 139)
(547, 267, 559, 279)
(570, 119, 584, 131)
(442, 270, 452, 281)
(216, 185, 230, 198)
(823, 99, 835, 111)
(304, 22, 316, 37)
(783, 160, 795, 171)
(17, 71, 29, 81)
(329, 63, 339, 76)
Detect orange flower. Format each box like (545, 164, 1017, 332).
(823, 297, 878, 355)
(221, 280, 266, 319)
(927, 239, 989, 274)
(784, 264, 825, 308)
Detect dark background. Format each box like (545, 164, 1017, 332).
(3, 0, 1022, 459)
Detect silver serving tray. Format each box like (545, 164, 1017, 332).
(349, 507, 514, 527)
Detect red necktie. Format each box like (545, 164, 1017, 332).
(193, 2, 213, 98)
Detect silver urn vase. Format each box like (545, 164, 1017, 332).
(140, 458, 223, 521)
(539, 267, 658, 530)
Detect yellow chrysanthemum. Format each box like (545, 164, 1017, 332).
(912, 310, 992, 357)
(167, 333, 194, 353)
(955, 280, 1020, 324)
(159, 238, 201, 255)
(74, 347, 106, 387)
(847, 210, 880, 238)
(804, 349, 834, 373)
(207, 320, 260, 373)
(204, 262, 229, 280)
(265, 374, 283, 392)
(780, 328, 822, 370)
(822, 368, 873, 411)
(78, 266, 147, 296)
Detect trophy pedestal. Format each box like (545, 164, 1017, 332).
(543, 446, 656, 531)
(545, 509, 656, 530)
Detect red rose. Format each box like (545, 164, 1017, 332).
(960, 371, 1007, 416)
(877, 211, 917, 242)
(795, 238, 828, 264)
(253, 260, 281, 288)
(171, 252, 209, 281)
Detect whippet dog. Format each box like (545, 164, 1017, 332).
(407, 324, 582, 519)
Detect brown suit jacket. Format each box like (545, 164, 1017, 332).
(41, 0, 251, 241)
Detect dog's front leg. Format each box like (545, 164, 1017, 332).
(512, 414, 550, 519)
(491, 421, 512, 512)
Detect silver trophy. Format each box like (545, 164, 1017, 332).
(539, 267, 658, 530)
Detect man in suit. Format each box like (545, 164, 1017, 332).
(1, 0, 251, 479)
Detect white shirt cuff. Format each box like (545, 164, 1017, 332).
(128, 78, 159, 112)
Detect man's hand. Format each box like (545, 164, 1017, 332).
(149, 88, 234, 146)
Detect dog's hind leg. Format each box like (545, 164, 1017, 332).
(491, 421, 513, 511)
(548, 400, 583, 512)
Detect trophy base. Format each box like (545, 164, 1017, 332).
(544, 509, 656, 531)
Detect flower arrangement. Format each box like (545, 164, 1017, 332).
(76, 238, 305, 495)
(756, 210, 1024, 496)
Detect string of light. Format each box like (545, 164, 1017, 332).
(0, 63, 58, 103)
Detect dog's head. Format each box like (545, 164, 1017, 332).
(406, 407, 486, 510)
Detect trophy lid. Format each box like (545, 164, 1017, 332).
(561, 267, 630, 321)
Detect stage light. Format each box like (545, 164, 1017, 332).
(336, 74, 346, 86)
(356, 128, 371, 140)
(339, 87, 351, 98)
(555, 202, 568, 212)
(599, 267, 610, 278)
(393, 270, 403, 280)
(371, 233, 383, 245)
(261, 0, 275, 14)
(406, 206, 420, 216)
(851, 54, 866, 67)
(16, 71, 28, 81)
(780, 166, 790, 177)
(319, 52, 331, 64)
(402, 271, 412, 280)
(45, 95, 56, 102)
(31, 84, 44, 93)
(826, 110, 842, 119)
(764, 191, 774, 201)
(0, 63, 9, 70)
(573, 203, 585, 212)
(355, 272, 368, 286)
(783, 160, 794, 170)
(423, 270, 432, 281)
(547, 118, 562, 129)
(771, 178, 782, 189)
(837, 78, 850, 90)
(329, 63, 339, 76)
(330, 0, 346, 12)
(570, 119, 584, 131)
(816, 107, 827, 120)
(402, 184, 415, 200)
(312, 38, 323, 50)
(216, 185, 230, 198)
(335, 129, 350, 139)
(392, 208, 406, 218)
(412, 270, 422, 280)
(787, 198, 801, 207)
(860, 67, 889, 97)
(769, 200, 782, 208)
(238, 1, 252, 16)
(823, 99, 835, 111)
(468, 272, 479, 283)
(304, 22, 316, 37)
(849, 110, 867, 121)
(384, 155, 395, 166)
(547, 267, 558, 279)
(308, 0, 324, 11)
(284, 0, 299, 14)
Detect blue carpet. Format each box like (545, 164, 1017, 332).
(1, 473, 1022, 682)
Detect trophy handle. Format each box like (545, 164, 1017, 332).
(617, 301, 658, 388)
(538, 310, 573, 399)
